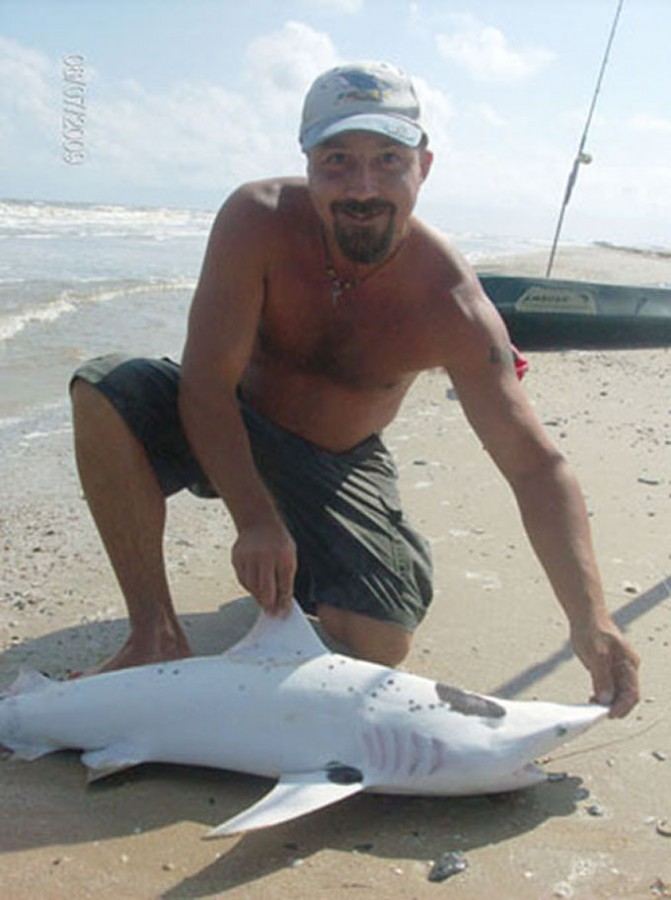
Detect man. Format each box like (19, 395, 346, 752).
(70, 61, 639, 717)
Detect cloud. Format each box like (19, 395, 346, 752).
(412, 74, 454, 152)
(10, 22, 339, 200)
(89, 79, 267, 189)
(436, 14, 555, 83)
(630, 113, 671, 134)
(1, 21, 344, 203)
(0, 35, 55, 126)
(244, 20, 340, 120)
(0, 35, 63, 180)
(475, 103, 507, 128)
(299, 0, 363, 12)
(0, 34, 58, 160)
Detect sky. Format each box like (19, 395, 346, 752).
(1, 0, 670, 247)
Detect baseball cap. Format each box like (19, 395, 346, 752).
(299, 61, 425, 152)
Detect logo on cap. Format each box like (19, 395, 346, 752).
(332, 70, 387, 105)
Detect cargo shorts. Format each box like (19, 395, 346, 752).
(72, 354, 433, 630)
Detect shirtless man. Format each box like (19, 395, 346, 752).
(70, 61, 639, 717)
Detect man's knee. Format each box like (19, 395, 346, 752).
(71, 376, 109, 419)
(71, 378, 119, 446)
(70, 376, 145, 467)
(316, 604, 413, 667)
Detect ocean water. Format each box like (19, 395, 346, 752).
(0, 197, 556, 440)
(0, 199, 212, 433)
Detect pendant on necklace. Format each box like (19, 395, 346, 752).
(322, 229, 406, 309)
(330, 281, 344, 307)
(325, 264, 356, 308)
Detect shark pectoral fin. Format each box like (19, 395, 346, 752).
(81, 743, 147, 782)
(6, 742, 57, 761)
(204, 767, 367, 839)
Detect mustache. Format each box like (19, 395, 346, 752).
(331, 199, 395, 218)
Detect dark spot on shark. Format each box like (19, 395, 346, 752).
(435, 684, 506, 718)
(327, 764, 363, 785)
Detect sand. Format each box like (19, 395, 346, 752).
(1, 244, 670, 899)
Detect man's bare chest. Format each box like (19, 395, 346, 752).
(249, 241, 454, 390)
(257, 298, 407, 389)
(257, 258, 446, 389)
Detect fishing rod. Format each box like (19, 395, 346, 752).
(546, 0, 625, 277)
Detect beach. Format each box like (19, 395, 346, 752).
(1, 241, 670, 899)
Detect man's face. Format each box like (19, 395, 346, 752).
(307, 130, 432, 264)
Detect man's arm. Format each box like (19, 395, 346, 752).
(445, 277, 640, 718)
(178, 186, 296, 614)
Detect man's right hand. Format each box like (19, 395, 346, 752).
(231, 520, 297, 615)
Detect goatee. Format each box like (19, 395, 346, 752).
(331, 200, 396, 264)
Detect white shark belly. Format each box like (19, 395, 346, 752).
(1, 654, 369, 777)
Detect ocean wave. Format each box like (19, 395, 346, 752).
(452, 231, 553, 263)
(593, 240, 671, 259)
(0, 198, 215, 242)
(0, 400, 71, 442)
(0, 277, 195, 343)
(0, 295, 77, 341)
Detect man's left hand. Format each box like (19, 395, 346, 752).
(571, 622, 640, 718)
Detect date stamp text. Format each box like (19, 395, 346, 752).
(62, 54, 86, 165)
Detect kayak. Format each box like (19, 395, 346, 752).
(479, 274, 671, 347)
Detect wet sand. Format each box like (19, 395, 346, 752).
(1, 244, 670, 898)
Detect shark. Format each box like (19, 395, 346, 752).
(0, 600, 607, 837)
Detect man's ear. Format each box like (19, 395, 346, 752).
(420, 149, 434, 182)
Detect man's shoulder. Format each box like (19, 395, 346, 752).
(230, 177, 310, 216)
(404, 220, 503, 349)
(409, 219, 478, 292)
(411, 218, 465, 261)
(210, 177, 312, 248)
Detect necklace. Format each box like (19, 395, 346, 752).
(321, 228, 406, 308)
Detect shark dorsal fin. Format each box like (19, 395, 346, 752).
(225, 599, 328, 665)
(3, 668, 53, 698)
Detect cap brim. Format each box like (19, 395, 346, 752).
(300, 113, 424, 152)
